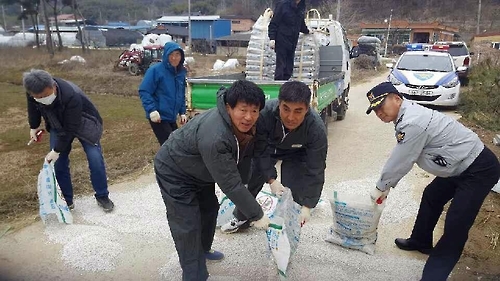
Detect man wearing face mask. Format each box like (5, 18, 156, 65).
(24, 69, 114, 212)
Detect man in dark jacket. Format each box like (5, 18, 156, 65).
(221, 81, 328, 233)
(24, 69, 114, 212)
(268, 0, 310, 80)
(139, 41, 188, 145)
(154, 80, 270, 281)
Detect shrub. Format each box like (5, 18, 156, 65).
(459, 57, 500, 131)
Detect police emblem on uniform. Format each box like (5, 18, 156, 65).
(432, 155, 449, 167)
(368, 92, 375, 102)
(396, 131, 405, 143)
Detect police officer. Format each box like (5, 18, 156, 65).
(366, 82, 500, 281)
(221, 81, 328, 233)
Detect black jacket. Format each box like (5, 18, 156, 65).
(268, 0, 309, 51)
(27, 78, 103, 152)
(254, 99, 327, 208)
(154, 88, 264, 222)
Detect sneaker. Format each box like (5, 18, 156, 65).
(68, 203, 75, 210)
(205, 249, 224, 261)
(220, 218, 249, 234)
(96, 196, 114, 212)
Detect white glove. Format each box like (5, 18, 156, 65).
(180, 114, 187, 124)
(251, 215, 270, 229)
(269, 180, 285, 197)
(299, 206, 311, 227)
(149, 111, 161, 123)
(30, 129, 39, 141)
(370, 187, 390, 204)
(269, 40, 275, 49)
(45, 150, 60, 163)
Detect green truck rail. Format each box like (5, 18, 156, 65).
(186, 72, 347, 126)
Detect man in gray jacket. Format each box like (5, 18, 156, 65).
(24, 69, 114, 212)
(154, 80, 270, 281)
(366, 82, 500, 281)
(221, 81, 328, 233)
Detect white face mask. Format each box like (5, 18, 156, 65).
(34, 93, 56, 105)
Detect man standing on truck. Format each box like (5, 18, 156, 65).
(366, 82, 500, 281)
(154, 80, 271, 281)
(268, 0, 310, 80)
(221, 81, 328, 233)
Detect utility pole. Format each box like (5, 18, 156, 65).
(336, 0, 341, 21)
(384, 9, 393, 58)
(476, 0, 482, 34)
(1, 5, 7, 30)
(21, 5, 26, 39)
(188, 0, 192, 54)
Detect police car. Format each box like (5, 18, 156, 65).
(386, 47, 467, 107)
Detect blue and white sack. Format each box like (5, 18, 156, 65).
(266, 188, 302, 279)
(37, 161, 73, 224)
(325, 191, 383, 255)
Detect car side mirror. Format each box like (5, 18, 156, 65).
(350, 46, 359, 58)
(456, 66, 467, 72)
(469, 52, 475, 55)
(386, 63, 394, 69)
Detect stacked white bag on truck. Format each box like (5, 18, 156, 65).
(292, 33, 320, 83)
(246, 8, 275, 81)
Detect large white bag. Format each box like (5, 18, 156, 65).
(325, 191, 383, 255)
(37, 161, 73, 224)
(266, 189, 302, 279)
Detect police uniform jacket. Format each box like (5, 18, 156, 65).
(254, 99, 327, 208)
(377, 99, 484, 191)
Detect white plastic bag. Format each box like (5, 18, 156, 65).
(216, 190, 279, 227)
(37, 161, 73, 224)
(325, 191, 383, 255)
(266, 189, 302, 279)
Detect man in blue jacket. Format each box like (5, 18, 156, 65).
(139, 41, 188, 145)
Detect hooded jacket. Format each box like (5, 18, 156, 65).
(253, 99, 327, 208)
(268, 0, 309, 51)
(154, 88, 264, 222)
(27, 78, 103, 153)
(139, 41, 187, 122)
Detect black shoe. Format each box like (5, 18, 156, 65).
(395, 238, 433, 255)
(96, 197, 114, 212)
(68, 203, 75, 210)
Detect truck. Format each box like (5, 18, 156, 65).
(184, 10, 353, 129)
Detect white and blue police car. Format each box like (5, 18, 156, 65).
(386, 48, 466, 107)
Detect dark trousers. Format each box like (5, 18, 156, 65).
(410, 147, 500, 281)
(149, 120, 178, 146)
(233, 158, 307, 221)
(156, 170, 219, 281)
(274, 47, 295, 81)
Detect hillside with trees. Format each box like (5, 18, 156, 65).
(1, 0, 499, 34)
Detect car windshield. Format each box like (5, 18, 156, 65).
(447, 45, 469, 56)
(397, 54, 453, 72)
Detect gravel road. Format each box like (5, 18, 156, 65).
(0, 74, 441, 281)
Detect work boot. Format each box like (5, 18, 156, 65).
(68, 203, 75, 210)
(96, 196, 115, 212)
(395, 238, 433, 255)
(205, 249, 224, 261)
(220, 217, 250, 234)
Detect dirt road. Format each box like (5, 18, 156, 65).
(0, 75, 439, 281)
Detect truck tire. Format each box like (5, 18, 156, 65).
(128, 63, 140, 76)
(335, 88, 349, 121)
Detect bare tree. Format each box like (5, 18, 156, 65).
(41, 0, 53, 56)
(46, 0, 63, 51)
(62, 0, 85, 52)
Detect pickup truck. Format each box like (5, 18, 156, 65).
(185, 71, 346, 130)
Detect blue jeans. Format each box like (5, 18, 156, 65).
(50, 130, 109, 205)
